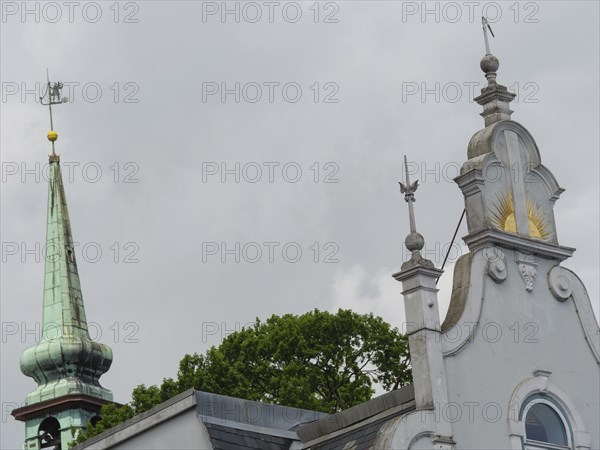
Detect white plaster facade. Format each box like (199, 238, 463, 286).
(378, 50, 600, 449)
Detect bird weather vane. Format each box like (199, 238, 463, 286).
(399, 155, 419, 234)
(39, 69, 68, 156)
(481, 16, 495, 55)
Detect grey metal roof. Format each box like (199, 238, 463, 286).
(195, 390, 326, 430)
(296, 384, 415, 449)
(196, 391, 327, 449)
(204, 422, 295, 450)
(308, 412, 409, 450)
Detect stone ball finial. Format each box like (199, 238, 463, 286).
(480, 54, 499, 74)
(405, 231, 425, 252)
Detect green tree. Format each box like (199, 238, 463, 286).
(73, 309, 411, 446)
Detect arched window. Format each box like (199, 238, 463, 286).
(523, 398, 572, 450)
(38, 417, 61, 449)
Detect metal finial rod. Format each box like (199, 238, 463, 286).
(399, 155, 419, 234)
(45, 69, 55, 155)
(482, 16, 495, 55)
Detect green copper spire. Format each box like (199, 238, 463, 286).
(19, 157, 113, 404)
(13, 76, 114, 450)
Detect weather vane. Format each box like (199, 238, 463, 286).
(481, 16, 495, 55)
(399, 155, 419, 234)
(39, 69, 68, 157)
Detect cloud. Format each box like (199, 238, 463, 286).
(327, 264, 456, 332)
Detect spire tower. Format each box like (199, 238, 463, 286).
(12, 76, 114, 450)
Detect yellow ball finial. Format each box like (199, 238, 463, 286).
(47, 130, 58, 142)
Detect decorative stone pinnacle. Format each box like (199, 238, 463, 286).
(474, 19, 517, 126)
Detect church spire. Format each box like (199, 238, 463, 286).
(12, 76, 114, 450)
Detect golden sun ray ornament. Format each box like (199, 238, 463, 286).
(491, 192, 550, 240)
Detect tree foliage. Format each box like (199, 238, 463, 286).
(72, 309, 411, 446)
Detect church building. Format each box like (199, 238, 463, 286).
(13, 22, 599, 450)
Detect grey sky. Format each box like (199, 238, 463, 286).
(1, 1, 598, 448)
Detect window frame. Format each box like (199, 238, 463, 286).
(521, 396, 573, 450)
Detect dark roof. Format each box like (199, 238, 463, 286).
(205, 422, 295, 450)
(308, 412, 407, 450)
(296, 384, 415, 449)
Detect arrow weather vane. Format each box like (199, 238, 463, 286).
(482, 16, 495, 54)
(40, 69, 68, 156)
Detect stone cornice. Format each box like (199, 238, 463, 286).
(463, 229, 575, 261)
(393, 264, 444, 283)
